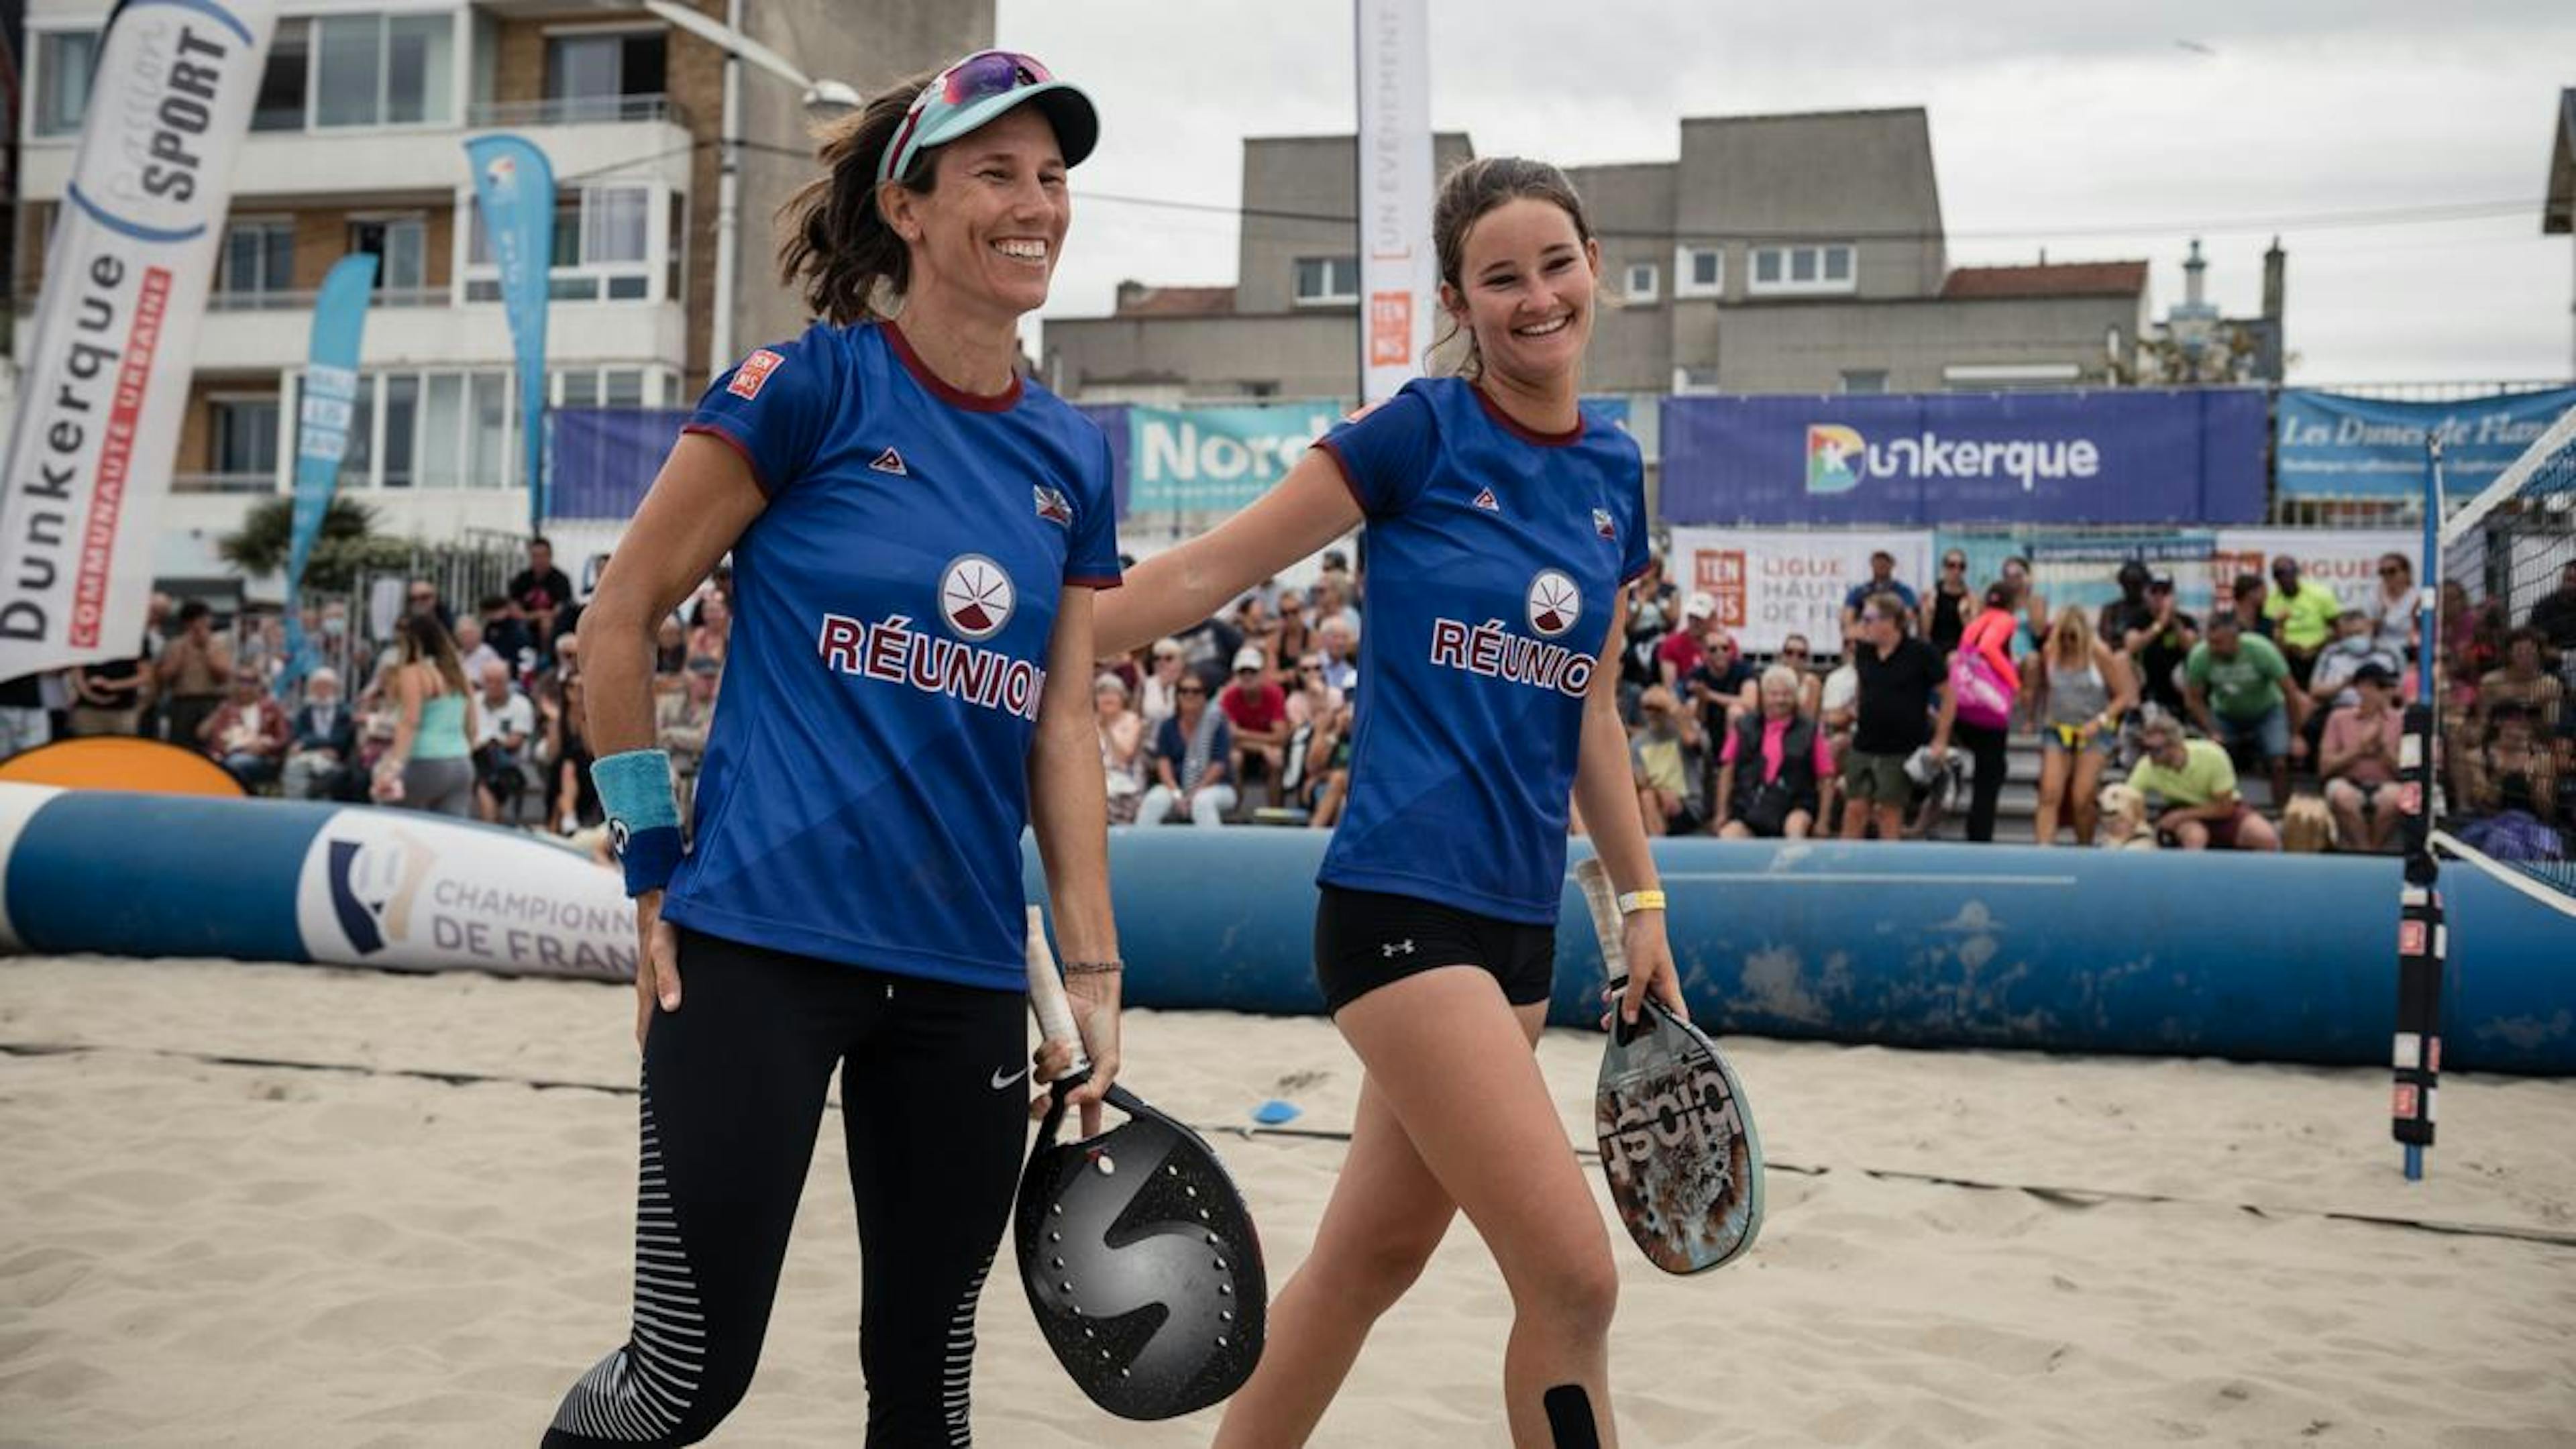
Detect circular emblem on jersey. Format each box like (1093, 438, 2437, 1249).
(1526, 569, 1582, 638)
(939, 553, 1016, 641)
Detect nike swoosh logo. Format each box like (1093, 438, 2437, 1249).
(991, 1065, 1032, 1090)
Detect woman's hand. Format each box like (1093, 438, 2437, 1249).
(1610, 909, 1686, 1030)
(1033, 969, 1122, 1138)
(632, 888, 682, 1053)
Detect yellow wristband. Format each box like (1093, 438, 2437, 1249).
(1616, 888, 1667, 915)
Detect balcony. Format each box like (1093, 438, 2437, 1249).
(172, 472, 282, 495)
(20, 102, 695, 203)
(207, 286, 450, 313)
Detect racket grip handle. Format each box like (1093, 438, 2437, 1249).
(1024, 904, 1090, 1071)
(1573, 857, 1628, 987)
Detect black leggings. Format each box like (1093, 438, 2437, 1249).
(1955, 720, 2009, 843)
(543, 928, 1028, 1448)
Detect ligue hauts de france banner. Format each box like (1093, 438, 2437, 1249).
(0, 0, 276, 680)
(1659, 388, 2269, 527)
(2276, 388, 2576, 500)
(1665, 528, 1933, 653)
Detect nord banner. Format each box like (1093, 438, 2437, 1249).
(1659, 389, 2269, 527)
(1127, 402, 1344, 515)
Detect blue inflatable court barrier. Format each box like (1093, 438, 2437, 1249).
(1022, 830, 2573, 1075)
(5, 786, 2565, 1073)
(0, 784, 635, 981)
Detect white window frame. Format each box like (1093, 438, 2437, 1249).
(1749, 243, 1858, 297)
(1621, 261, 1659, 306)
(216, 215, 299, 301)
(308, 9, 460, 132)
(1293, 256, 1360, 307)
(539, 24, 667, 123)
(28, 26, 103, 140)
(347, 211, 431, 295)
(1673, 244, 1724, 299)
(462, 181, 666, 304)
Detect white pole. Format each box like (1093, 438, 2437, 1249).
(708, 0, 745, 376)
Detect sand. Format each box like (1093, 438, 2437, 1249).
(1, 952, 2571, 1448)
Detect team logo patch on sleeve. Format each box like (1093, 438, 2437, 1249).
(870, 447, 908, 476)
(1472, 486, 1501, 513)
(728, 348, 785, 400)
(1593, 508, 1618, 540)
(1033, 484, 1073, 525)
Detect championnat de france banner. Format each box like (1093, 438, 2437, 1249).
(1660, 388, 2269, 527)
(0, 0, 276, 680)
(2275, 388, 2576, 500)
(1354, 0, 1433, 405)
(464, 134, 555, 528)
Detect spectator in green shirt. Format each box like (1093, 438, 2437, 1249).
(2184, 613, 2310, 808)
(2263, 555, 2341, 686)
(2127, 708, 2281, 852)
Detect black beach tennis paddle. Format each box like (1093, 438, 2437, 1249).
(1574, 858, 1764, 1274)
(1016, 906, 1266, 1419)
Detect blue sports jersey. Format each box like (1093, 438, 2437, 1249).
(1314, 378, 1648, 922)
(661, 321, 1121, 991)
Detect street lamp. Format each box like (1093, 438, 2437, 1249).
(639, 0, 859, 371)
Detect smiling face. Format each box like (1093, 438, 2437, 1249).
(881, 106, 1069, 324)
(1442, 197, 1598, 390)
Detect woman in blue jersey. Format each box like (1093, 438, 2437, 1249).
(543, 52, 1124, 1448)
(1097, 158, 1684, 1449)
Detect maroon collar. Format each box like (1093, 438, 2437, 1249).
(1472, 384, 1584, 447)
(884, 321, 1022, 413)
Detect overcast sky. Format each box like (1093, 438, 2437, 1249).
(996, 0, 2574, 386)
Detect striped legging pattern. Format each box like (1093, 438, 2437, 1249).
(550, 1081, 708, 1442)
(938, 1248, 996, 1445)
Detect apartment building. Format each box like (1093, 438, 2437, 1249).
(13, 0, 987, 570)
(1044, 108, 2156, 411)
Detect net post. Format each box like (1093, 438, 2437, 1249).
(2392, 437, 2446, 1182)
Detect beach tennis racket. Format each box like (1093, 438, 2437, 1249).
(1574, 858, 1764, 1274)
(1015, 906, 1267, 1419)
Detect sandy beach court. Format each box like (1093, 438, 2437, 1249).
(3, 953, 2571, 1447)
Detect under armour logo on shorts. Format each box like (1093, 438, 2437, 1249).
(1381, 939, 1415, 959)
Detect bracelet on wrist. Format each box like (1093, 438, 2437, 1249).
(1615, 888, 1667, 916)
(1061, 959, 1124, 976)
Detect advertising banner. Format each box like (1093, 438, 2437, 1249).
(0, 0, 276, 679)
(2276, 388, 2576, 500)
(2206, 529, 2416, 615)
(1354, 0, 1434, 404)
(464, 134, 555, 527)
(1660, 388, 2269, 527)
(1128, 401, 1345, 515)
(1666, 528, 1933, 653)
(278, 252, 378, 692)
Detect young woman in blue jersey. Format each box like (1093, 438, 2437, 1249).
(544, 52, 1124, 1448)
(1096, 158, 1684, 1449)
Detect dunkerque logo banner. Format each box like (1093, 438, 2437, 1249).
(2276, 388, 2576, 500)
(1660, 389, 2269, 527)
(464, 134, 555, 526)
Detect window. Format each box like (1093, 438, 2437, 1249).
(252, 20, 310, 131)
(468, 370, 514, 488)
(382, 376, 419, 488)
(219, 220, 296, 299)
(559, 371, 601, 408)
(1673, 245, 1723, 299)
(470, 184, 657, 302)
(315, 13, 453, 128)
(1293, 256, 1359, 306)
(34, 30, 101, 137)
(1621, 262, 1659, 305)
(603, 369, 645, 407)
(351, 217, 427, 292)
(1750, 244, 1856, 295)
(1839, 370, 1888, 394)
(210, 397, 282, 479)
(545, 32, 666, 121)
(420, 374, 466, 488)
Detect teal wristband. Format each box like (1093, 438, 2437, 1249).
(592, 749, 682, 896)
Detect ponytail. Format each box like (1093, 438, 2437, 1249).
(775, 71, 937, 325)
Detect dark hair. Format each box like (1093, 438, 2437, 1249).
(1983, 583, 2015, 610)
(2208, 610, 2241, 632)
(2507, 625, 2546, 653)
(2232, 572, 2265, 596)
(1429, 156, 1595, 379)
(777, 72, 941, 326)
(529, 535, 552, 551)
(176, 600, 212, 626)
(400, 612, 469, 697)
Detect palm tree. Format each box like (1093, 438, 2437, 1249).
(217, 495, 401, 591)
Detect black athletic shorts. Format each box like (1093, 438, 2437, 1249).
(1313, 883, 1557, 1014)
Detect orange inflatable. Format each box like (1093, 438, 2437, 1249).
(0, 737, 248, 796)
